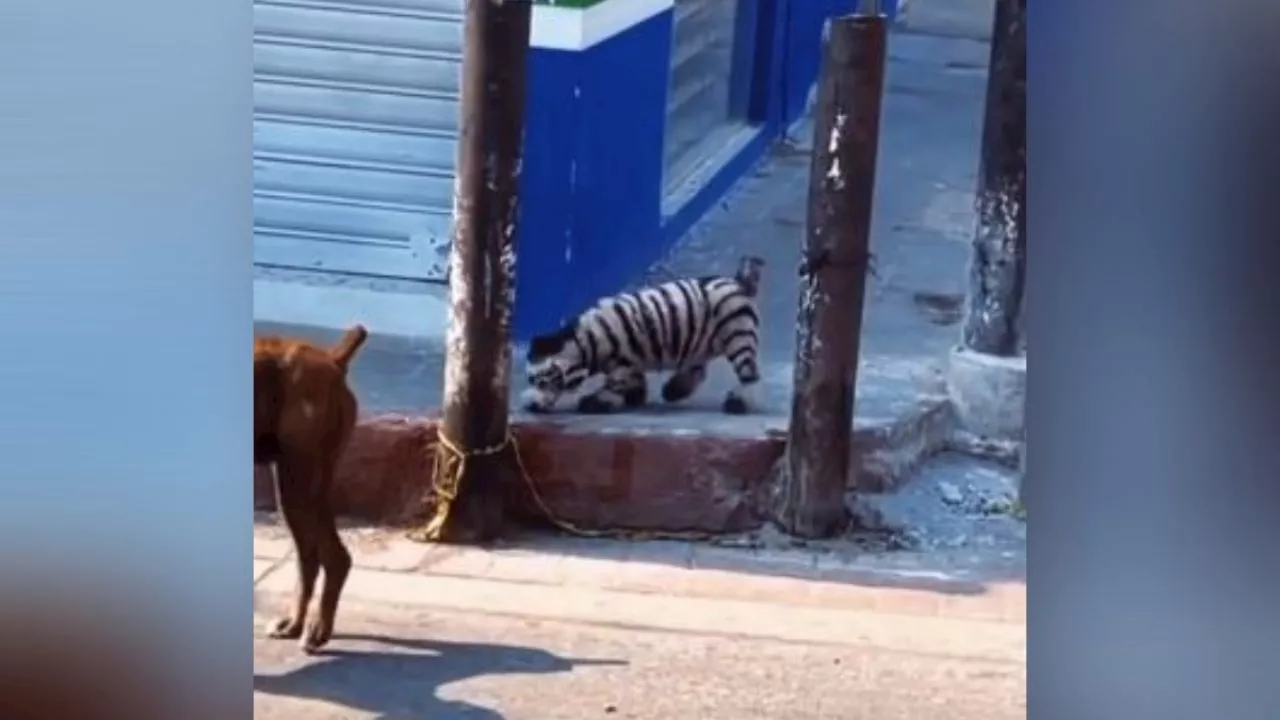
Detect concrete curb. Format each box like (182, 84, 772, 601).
(254, 400, 957, 535)
(851, 398, 956, 493)
(945, 345, 1026, 441)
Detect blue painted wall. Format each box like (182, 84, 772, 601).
(514, 0, 900, 341)
(570, 11, 674, 323)
(517, 47, 579, 337)
(780, 0, 900, 125)
(514, 10, 673, 340)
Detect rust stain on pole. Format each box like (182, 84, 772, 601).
(774, 13, 887, 539)
(963, 0, 1026, 357)
(420, 0, 532, 544)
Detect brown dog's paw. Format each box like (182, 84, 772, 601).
(267, 616, 304, 640)
(301, 618, 333, 654)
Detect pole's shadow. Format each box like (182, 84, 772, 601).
(254, 633, 627, 720)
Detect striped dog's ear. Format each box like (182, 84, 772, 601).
(734, 255, 765, 297)
(528, 321, 576, 359)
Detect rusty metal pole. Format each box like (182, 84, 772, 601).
(963, 0, 1026, 356)
(774, 11, 887, 539)
(411, 0, 532, 544)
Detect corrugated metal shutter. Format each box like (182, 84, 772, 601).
(663, 0, 741, 186)
(253, 0, 463, 282)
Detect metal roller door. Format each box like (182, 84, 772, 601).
(663, 0, 742, 188)
(253, 0, 463, 282)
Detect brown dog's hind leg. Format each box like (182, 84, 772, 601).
(302, 482, 351, 654)
(267, 458, 321, 641)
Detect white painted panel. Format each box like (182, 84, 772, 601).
(254, 193, 451, 279)
(253, 0, 463, 282)
(254, 153, 455, 209)
(291, 0, 466, 17)
(254, 116, 456, 169)
(254, 79, 460, 145)
(254, 192, 446, 242)
(255, 228, 448, 279)
(254, 39, 461, 95)
(255, 1, 462, 54)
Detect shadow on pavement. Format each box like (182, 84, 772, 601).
(254, 634, 627, 719)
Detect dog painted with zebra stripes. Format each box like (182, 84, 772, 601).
(521, 256, 765, 415)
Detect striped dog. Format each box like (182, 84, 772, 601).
(522, 256, 764, 415)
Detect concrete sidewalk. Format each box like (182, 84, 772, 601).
(898, 0, 996, 41)
(254, 522, 1025, 719)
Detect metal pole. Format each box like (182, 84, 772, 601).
(962, 0, 1026, 356)
(774, 12, 887, 539)
(411, 0, 532, 544)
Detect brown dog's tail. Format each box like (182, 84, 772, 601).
(329, 324, 368, 372)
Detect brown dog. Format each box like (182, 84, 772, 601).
(254, 324, 367, 653)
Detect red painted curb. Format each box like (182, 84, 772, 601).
(253, 415, 785, 534)
(253, 400, 954, 534)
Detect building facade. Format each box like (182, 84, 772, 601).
(252, 0, 901, 339)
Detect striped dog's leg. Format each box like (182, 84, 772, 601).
(661, 362, 708, 404)
(722, 346, 760, 415)
(577, 365, 647, 414)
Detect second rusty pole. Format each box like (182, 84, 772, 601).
(774, 10, 887, 539)
(963, 0, 1026, 356)
(411, 0, 532, 544)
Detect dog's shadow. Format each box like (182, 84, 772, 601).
(254, 633, 626, 720)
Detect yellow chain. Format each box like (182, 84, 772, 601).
(408, 427, 717, 543)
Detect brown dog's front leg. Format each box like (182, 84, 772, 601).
(267, 458, 321, 642)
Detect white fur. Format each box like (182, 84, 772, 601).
(520, 386, 559, 412)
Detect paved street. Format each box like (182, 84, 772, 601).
(255, 598, 1023, 720)
(254, 524, 1025, 719)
